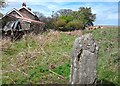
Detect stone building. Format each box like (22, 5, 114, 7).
(0, 3, 45, 39)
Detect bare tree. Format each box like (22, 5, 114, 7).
(33, 11, 46, 21)
(0, 0, 7, 8)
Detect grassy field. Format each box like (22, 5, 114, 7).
(1, 27, 119, 85)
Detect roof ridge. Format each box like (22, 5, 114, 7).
(18, 6, 36, 16)
(6, 8, 23, 17)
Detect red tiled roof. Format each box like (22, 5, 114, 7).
(15, 16, 44, 24)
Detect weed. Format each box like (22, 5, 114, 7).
(2, 27, 119, 85)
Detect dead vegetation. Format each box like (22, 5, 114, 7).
(1, 27, 119, 85)
(63, 30, 82, 36)
(2, 30, 77, 84)
(0, 38, 12, 50)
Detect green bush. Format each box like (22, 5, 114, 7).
(66, 20, 83, 30)
(59, 15, 74, 23)
(54, 19, 66, 29)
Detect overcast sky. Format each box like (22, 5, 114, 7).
(0, 0, 119, 25)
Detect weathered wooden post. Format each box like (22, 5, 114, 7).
(70, 33, 99, 85)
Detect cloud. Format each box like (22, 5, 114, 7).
(91, 4, 118, 25)
(1, 1, 118, 25)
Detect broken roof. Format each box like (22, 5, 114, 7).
(15, 16, 44, 24)
(2, 5, 44, 24)
(19, 6, 36, 16)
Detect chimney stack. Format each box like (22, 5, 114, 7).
(22, 2, 26, 7)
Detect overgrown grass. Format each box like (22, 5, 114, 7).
(83, 27, 118, 85)
(1, 27, 119, 85)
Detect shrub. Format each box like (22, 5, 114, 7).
(66, 20, 83, 30)
(59, 15, 74, 23)
(54, 19, 66, 30)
